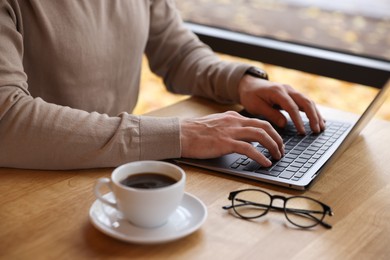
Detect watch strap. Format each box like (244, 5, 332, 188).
(245, 66, 269, 80)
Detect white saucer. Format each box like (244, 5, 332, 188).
(89, 192, 207, 244)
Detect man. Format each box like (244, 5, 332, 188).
(0, 0, 325, 169)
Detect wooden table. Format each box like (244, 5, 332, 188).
(1, 97, 390, 259)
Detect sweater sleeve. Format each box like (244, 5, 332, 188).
(0, 1, 180, 170)
(145, 0, 251, 104)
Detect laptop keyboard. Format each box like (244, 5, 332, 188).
(229, 120, 350, 181)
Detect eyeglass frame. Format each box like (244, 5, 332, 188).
(222, 188, 334, 229)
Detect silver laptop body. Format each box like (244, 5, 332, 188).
(177, 79, 390, 190)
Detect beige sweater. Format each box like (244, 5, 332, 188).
(0, 0, 249, 169)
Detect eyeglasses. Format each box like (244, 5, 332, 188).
(222, 189, 334, 229)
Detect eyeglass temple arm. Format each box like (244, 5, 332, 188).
(223, 199, 324, 215)
(222, 198, 271, 210)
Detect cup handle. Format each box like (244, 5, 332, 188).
(94, 178, 117, 209)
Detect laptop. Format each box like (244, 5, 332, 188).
(177, 79, 390, 190)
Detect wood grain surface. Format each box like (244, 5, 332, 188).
(1, 97, 389, 259)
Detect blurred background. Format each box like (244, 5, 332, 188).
(134, 0, 390, 120)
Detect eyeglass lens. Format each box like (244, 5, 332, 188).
(232, 189, 271, 218)
(284, 196, 325, 228)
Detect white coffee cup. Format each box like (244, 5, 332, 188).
(94, 161, 186, 228)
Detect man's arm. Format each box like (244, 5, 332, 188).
(0, 2, 181, 169)
(145, 0, 250, 104)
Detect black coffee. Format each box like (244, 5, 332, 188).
(120, 173, 177, 189)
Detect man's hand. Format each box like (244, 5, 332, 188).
(180, 111, 284, 167)
(238, 75, 326, 134)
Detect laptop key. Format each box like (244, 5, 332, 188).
(313, 154, 321, 159)
(295, 158, 307, 164)
(308, 158, 317, 164)
(243, 160, 261, 172)
(299, 154, 312, 160)
(281, 157, 294, 163)
(279, 170, 295, 179)
(255, 169, 280, 177)
(286, 166, 300, 172)
(272, 166, 286, 172)
(236, 158, 246, 164)
(275, 162, 290, 168)
(285, 153, 299, 159)
(294, 171, 306, 178)
(230, 162, 240, 169)
(290, 150, 302, 155)
(291, 162, 304, 168)
(241, 159, 250, 166)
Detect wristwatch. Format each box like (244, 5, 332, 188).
(245, 66, 269, 80)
